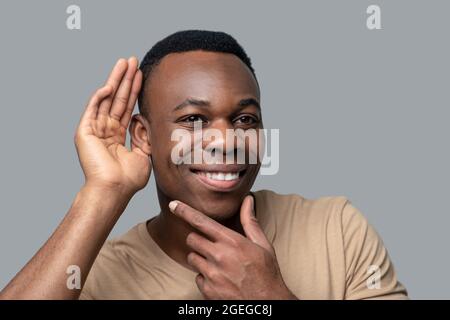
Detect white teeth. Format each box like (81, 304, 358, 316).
(203, 172, 239, 181)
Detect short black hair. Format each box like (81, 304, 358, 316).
(138, 30, 257, 116)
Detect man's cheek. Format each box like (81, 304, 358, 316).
(167, 128, 195, 165)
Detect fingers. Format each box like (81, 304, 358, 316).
(190, 251, 224, 300)
(186, 232, 216, 260)
(169, 201, 240, 242)
(120, 69, 142, 128)
(97, 59, 128, 119)
(240, 195, 272, 252)
(110, 57, 139, 122)
(79, 85, 113, 126)
(187, 252, 210, 274)
(195, 273, 207, 294)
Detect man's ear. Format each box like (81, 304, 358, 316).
(129, 114, 151, 156)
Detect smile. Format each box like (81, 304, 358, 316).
(189, 166, 247, 192)
(197, 171, 240, 181)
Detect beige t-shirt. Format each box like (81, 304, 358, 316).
(80, 189, 408, 300)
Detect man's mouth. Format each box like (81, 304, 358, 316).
(189, 165, 247, 192)
(196, 171, 240, 181)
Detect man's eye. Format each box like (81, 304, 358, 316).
(183, 115, 205, 123)
(235, 115, 257, 125)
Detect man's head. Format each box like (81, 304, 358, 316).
(130, 30, 262, 220)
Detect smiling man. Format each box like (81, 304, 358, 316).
(0, 30, 407, 300)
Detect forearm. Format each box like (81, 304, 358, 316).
(0, 184, 132, 300)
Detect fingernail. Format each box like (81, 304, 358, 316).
(169, 201, 178, 212)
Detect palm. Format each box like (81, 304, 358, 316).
(75, 58, 150, 193)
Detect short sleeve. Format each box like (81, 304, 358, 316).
(341, 200, 408, 300)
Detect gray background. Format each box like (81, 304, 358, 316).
(0, 0, 448, 299)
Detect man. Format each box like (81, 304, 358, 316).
(0, 30, 407, 300)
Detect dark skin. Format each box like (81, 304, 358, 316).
(131, 51, 261, 267)
(130, 51, 296, 299)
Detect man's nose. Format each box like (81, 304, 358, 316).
(202, 119, 236, 158)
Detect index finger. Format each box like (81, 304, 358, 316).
(169, 201, 240, 243)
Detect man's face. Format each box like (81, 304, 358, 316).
(141, 51, 262, 220)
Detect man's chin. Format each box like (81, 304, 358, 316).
(188, 196, 242, 222)
(204, 210, 238, 222)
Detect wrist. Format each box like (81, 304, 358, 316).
(83, 181, 135, 200)
(77, 182, 134, 219)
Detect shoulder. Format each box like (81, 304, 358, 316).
(251, 189, 408, 299)
(91, 223, 144, 270)
(251, 189, 352, 230)
(251, 189, 376, 263)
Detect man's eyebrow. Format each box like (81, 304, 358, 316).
(173, 97, 260, 112)
(173, 98, 210, 111)
(238, 98, 260, 110)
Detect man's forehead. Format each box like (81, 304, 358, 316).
(152, 51, 255, 81)
(160, 50, 247, 68)
(143, 51, 260, 106)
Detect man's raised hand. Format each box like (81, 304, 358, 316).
(75, 57, 151, 195)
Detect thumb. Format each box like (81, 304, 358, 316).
(240, 195, 273, 252)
